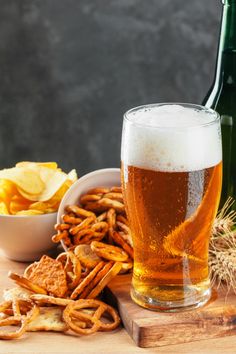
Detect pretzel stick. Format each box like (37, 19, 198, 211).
(70, 261, 105, 300)
(8, 272, 47, 295)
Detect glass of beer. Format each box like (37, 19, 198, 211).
(121, 103, 222, 311)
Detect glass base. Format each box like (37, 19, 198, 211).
(130, 282, 211, 312)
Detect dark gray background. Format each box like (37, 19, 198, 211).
(0, 0, 222, 175)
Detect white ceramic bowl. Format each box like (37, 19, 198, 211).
(57, 168, 121, 251)
(0, 212, 57, 262)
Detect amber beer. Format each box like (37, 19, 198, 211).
(121, 104, 222, 311)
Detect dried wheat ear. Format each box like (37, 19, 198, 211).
(209, 198, 236, 293)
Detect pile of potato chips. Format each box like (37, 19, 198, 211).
(0, 162, 77, 215)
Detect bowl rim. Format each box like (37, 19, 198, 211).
(57, 167, 121, 251)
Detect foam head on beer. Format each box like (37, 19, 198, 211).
(122, 104, 222, 173)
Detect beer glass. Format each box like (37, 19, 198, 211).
(121, 103, 222, 311)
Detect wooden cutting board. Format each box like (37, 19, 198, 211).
(105, 274, 236, 348)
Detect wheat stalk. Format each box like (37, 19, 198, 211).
(209, 197, 236, 293)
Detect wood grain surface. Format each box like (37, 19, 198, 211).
(0, 251, 236, 354)
(106, 275, 236, 348)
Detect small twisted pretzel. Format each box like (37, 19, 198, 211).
(80, 194, 101, 204)
(62, 214, 83, 225)
(103, 192, 123, 202)
(110, 186, 122, 193)
(63, 299, 120, 335)
(69, 216, 95, 236)
(66, 205, 96, 219)
(52, 230, 70, 245)
(0, 301, 39, 340)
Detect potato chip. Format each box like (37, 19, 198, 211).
(0, 168, 44, 195)
(9, 195, 32, 214)
(0, 201, 9, 215)
(67, 169, 77, 183)
(18, 170, 68, 202)
(16, 161, 58, 170)
(0, 162, 77, 214)
(0, 180, 17, 206)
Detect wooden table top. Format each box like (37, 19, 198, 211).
(0, 251, 235, 354)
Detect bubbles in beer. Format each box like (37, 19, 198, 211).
(122, 104, 222, 172)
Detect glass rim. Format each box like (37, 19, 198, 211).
(123, 103, 220, 130)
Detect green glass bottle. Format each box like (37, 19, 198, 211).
(203, 0, 236, 210)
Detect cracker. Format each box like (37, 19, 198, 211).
(26, 307, 68, 332)
(27, 255, 68, 298)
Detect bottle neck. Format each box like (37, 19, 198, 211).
(215, 1, 236, 84)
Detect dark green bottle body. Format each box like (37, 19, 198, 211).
(203, 1, 236, 210)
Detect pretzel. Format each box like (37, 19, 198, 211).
(62, 214, 83, 225)
(110, 186, 122, 193)
(69, 216, 95, 235)
(0, 301, 12, 313)
(91, 241, 129, 262)
(85, 198, 125, 213)
(30, 294, 73, 307)
(8, 272, 47, 295)
(73, 229, 95, 245)
(111, 231, 134, 259)
(0, 301, 39, 340)
(107, 208, 116, 229)
(116, 215, 129, 225)
(107, 208, 116, 243)
(79, 262, 113, 299)
(80, 194, 101, 204)
(54, 223, 70, 231)
(52, 230, 70, 245)
(87, 262, 122, 299)
(96, 212, 107, 222)
(103, 192, 123, 202)
(63, 299, 120, 335)
(66, 205, 96, 219)
(86, 187, 110, 195)
(70, 261, 105, 300)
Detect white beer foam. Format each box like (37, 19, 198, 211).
(121, 104, 222, 172)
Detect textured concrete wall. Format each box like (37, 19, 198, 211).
(0, 0, 221, 174)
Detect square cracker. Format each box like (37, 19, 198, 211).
(27, 255, 68, 298)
